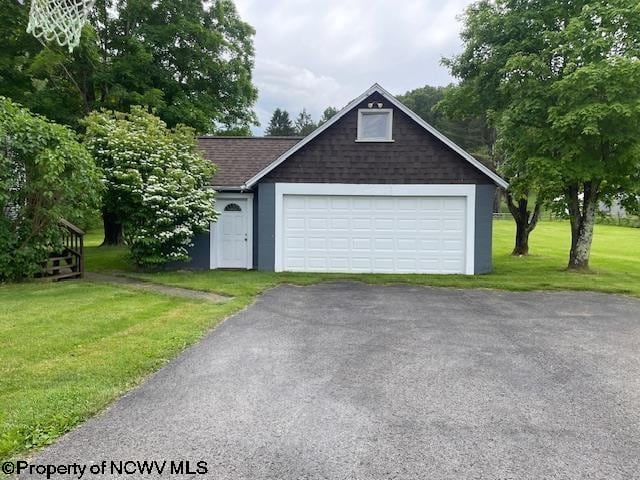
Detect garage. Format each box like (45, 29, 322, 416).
(282, 194, 467, 274)
(195, 84, 507, 275)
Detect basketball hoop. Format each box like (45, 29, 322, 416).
(26, 0, 95, 52)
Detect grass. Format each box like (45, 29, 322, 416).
(129, 220, 640, 298)
(0, 229, 249, 463)
(83, 230, 131, 273)
(1, 219, 638, 465)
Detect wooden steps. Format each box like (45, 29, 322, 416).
(38, 219, 85, 282)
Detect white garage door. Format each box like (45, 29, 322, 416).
(282, 195, 467, 274)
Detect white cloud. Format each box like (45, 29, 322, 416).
(234, 0, 474, 133)
(253, 59, 351, 130)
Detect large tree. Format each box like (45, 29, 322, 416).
(83, 108, 217, 265)
(0, 0, 258, 133)
(265, 108, 296, 136)
(548, 58, 640, 268)
(443, 0, 640, 265)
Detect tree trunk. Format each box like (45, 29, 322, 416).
(102, 209, 123, 246)
(507, 192, 542, 256)
(513, 221, 530, 256)
(566, 181, 600, 270)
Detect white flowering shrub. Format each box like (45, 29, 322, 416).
(84, 107, 217, 267)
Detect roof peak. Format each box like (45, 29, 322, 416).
(243, 83, 508, 189)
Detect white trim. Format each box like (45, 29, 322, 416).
(210, 192, 253, 270)
(274, 183, 476, 275)
(244, 83, 508, 189)
(357, 108, 393, 142)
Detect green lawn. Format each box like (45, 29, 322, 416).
(130, 221, 640, 298)
(0, 237, 247, 462)
(1, 219, 638, 464)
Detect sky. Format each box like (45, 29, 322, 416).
(233, 0, 474, 134)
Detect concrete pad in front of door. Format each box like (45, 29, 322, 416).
(23, 283, 640, 479)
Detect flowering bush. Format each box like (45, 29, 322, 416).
(84, 108, 218, 267)
(0, 98, 101, 281)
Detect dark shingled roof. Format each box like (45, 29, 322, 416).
(198, 136, 302, 188)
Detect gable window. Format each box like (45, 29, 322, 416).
(224, 203, 242, 212)
(357, 109, 393, 142)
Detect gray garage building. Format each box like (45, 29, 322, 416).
(187, 84, 507, 275)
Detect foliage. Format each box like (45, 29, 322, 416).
(318, 106, 339, 126)
(83, 107, 217, 267)
(265, 108, 297, 136)
(294, 108, 316, 136)
(398, 85, 492, 155)
(0, 0, 258, 134)
(547, 58, 640, 195)
(443, 0, 640, 267)
(0, 97, 101, 281)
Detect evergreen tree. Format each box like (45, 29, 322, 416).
(265, 108, 296, 136)
(295, 108, 316, 136)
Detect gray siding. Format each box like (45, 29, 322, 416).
(474, 185, 495, 274)
(167, 231, 210, 270)
(256, 183, 276, 271)
(252, 192, 259, 267)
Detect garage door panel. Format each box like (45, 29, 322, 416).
(282, 194, 467, 274)
(328, 257, 350, 269)
(375, 218, 395, 231)
(307, 218, 328, 230)
(329, 238, 350, 250)
(285, 257, 305, 269)
(287, 237, 305, 249)
(374, 238, 394, 251)
(353, 218, 373, 229)
(307, 237, 327, 250)
(307, 197, 329, 209)
(352, 238, 372, 250)
(330, 218, 349, 230)
(443, 197, 466, 210)
(374, 198, 395, 210)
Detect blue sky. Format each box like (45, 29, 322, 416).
(233, 0, 475, 134)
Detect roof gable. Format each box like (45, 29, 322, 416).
(245, 84, 508, 189)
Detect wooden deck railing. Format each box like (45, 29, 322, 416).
(40, 219, 84, 281)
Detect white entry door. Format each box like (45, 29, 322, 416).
(211, 197, 252, 269)
(281, 195, 467, 274)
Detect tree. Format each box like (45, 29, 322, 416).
(442, 0, 640, 264)
(547, 58, 640, 268)
(294, 109, 316, 136)
(440, 0, 557, 256)
(0, 0, 258, 133)
(318, 106, 338, 126)
(265, 108, 296, 136)
(83, 108, 218, 266)
(0, 97, 101, 281)
(399, 84, 494, 157)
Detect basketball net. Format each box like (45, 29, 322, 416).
(26, 0, 95, 52)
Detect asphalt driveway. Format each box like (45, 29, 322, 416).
(23, 283, 640, 479)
